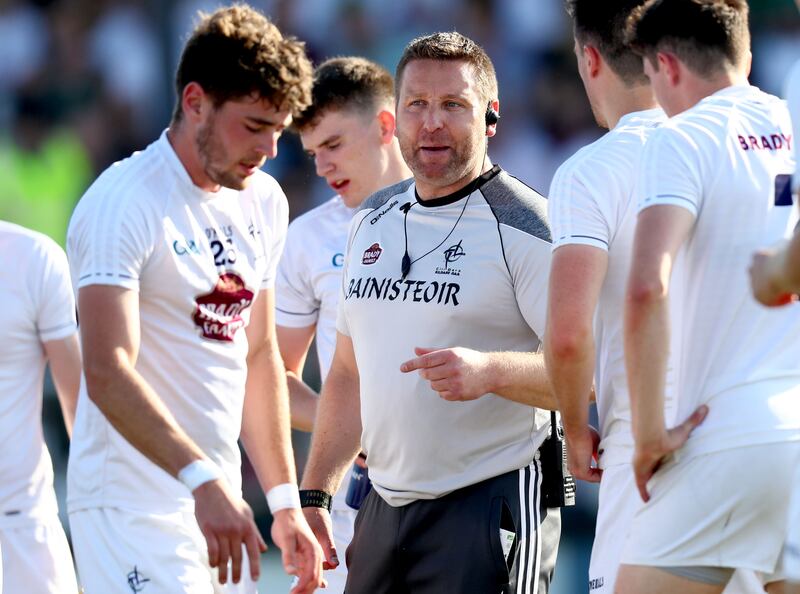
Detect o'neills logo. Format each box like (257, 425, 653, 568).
(362, 243, 382, 265)
(193, 273, 254, 342)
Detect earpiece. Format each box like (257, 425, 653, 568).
(485, 103, 499, 128)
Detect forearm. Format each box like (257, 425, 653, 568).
(544, 335, 594, 436)
(488, 351, 557, 409)
(301, 367, 361, 495)
(287, 372, 319, 432)
(624, 296, 669, 445)
(241, 342, 297, 491)
(779, 234, 800, 292)
(45, 333, 82, 437)
(86, 361, 206, 476)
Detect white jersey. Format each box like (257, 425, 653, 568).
(276, 195, 354, 379)
(786, 59, 800, 193)
(637, 84, 800, 459)
(67, 131, 288, 514)
(337, 167, 553, 507)
(548, 109, 670, 468)
(0, 222, 76, 524)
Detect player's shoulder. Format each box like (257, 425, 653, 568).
(246, 169, 288, 205)
(0, 221, 67, 275)
(359, 178, 415, 213)
(482, 168, 551, 243)
(289, 195, 347, 229)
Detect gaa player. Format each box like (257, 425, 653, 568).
(620, 1, 800, 593)
(0, 221, 80, 594)
(66, 5, 323, 593)
(544, 2, 666, 593)
(301, 32, 562, 593)
(275, 56, 411, 593)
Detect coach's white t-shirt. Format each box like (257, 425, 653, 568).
(67, 131, 288, 513)
(276, 196, 354, 379)
(786, 59, 800, 193)
(637, 85, 800, 459)
(549, 109, 675, 468)
(0, 222, 76, 525)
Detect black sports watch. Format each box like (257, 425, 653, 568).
(299, 489, 333, 512)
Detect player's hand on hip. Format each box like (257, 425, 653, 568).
(400, 346, 492, 401)
(193, 479, 267, 585)
(273, 508, 325, 594)
(565, 425, 602, 483)
(632, 405, 708, 503)
(749, 246, 797, 306)
(301, 506, 338, 570)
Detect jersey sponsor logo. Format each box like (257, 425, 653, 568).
(436, 239, 465, 276)
(172, 238, 200, 256)
(588, 577, 604, 591)
(127, 566, 150, 592)
(737, 133, 792, 152)
(332, 252, 344, 267)
(345, 276, 461, 306)
(193, 273, 254, 342)
(362, 243, 383, 265)
(370, 200, 399, 225)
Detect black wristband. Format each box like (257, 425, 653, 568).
(299, 489, 333, 512)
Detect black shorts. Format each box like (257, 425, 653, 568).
(344, 460, 561, 594)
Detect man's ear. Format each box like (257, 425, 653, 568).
(583, 44, 602, 79)
(181, 82, 210, 124)
(658, 51, 682, 87)
(377, 110, 397, 144)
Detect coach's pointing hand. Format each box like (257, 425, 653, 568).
(401, 347, 495, 401)
(194, 479, 267, 586)
(632, 405, 708, 503)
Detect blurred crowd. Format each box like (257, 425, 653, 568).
(1, 0, 797, 590)
(2, 0, 797, 246)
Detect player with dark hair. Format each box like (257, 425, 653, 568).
(275, 56, 411, 593)
(300, 32, 563, 593)
(544, 3, 665, 593)
(620, 1, 799, 592)
(66, 5, 322, 593)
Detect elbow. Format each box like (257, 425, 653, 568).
(546, 322, 592, 362)
(82, 354, 125, 406)
(626, 277, 667, 308)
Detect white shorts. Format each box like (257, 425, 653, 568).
(621, 442, 800, 579)
(588, 463, 640, 593)
(71, 507, 256, 594)
(785, 463, 800, 582)
(0, 514, 78, 594)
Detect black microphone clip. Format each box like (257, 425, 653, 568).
(400, 202, 412, 214)
(401, 252, 411, 279)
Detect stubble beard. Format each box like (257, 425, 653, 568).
(196, 116, 247, 191)
(400, 132, 482, 192)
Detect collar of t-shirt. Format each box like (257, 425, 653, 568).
(698, 83, 755, 106)
(155, 129, 234, 203)
(615, 107, 665, 129)
(413, 165, 502, 208)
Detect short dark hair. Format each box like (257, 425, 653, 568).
(395, 32, 498, 104)
(566, 0, 650, 86)
(625, 0, 750, 76)
(173, 4, 312, 122)
(292, 57, 394, 132)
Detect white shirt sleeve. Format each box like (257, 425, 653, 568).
(638, 125, 703, 216)
(503, 229, 552, 340)
(548, 159, 612, 251)
(275, 220, 318, 328)
(35, 239, 77, 342)
(67, 193, 155, 293)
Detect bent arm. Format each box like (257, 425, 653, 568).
(240, 290, 297, 491)
(624, 206, 694, 449)
(78, 285, 207, 475)
(544, 245, 607, 436)
(44, 332, 81, 437)
(276, 324, 320, 432)
(301, 332, 361, 495)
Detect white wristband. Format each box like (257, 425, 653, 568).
(266, 483, 301, 513)
(177, 459, 222, 493)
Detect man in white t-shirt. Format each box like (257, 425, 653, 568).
(66, 6, 322, 594)
(544, 3, 666, 593)
(0, 222, 80, 594)
(300, 33, 562, 594)
(749, 3, 800, 591)
(619, 2, 800, 593)
(275, 56, 411, 593)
